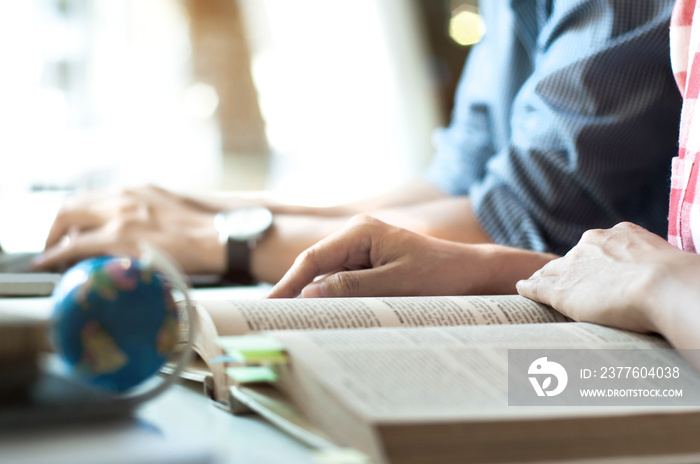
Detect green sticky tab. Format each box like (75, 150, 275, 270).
(218, 335, 287, 364)
(237, 350, 289, 364)
(219, 335, 286, 354)
(226, 366, 278, 384)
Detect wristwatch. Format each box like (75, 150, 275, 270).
(214, 206, 273, 284)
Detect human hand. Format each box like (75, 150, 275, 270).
(268, 215, 533, 298)
(34, 185, 225, 274)
(516, 222, 692, 333)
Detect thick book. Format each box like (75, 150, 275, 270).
(220, 322, 700, 464)
(185, 295, 569, 403)
(0, 310, 45, 403)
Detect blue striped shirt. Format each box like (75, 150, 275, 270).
(426, 0, 681, 254)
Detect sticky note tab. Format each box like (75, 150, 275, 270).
(218, 335, 288, 364)
(219, 334, 286, 353)
(208, 354, 245, 364)
(226, 366, 278, 384)
(239, 350, 288, 364)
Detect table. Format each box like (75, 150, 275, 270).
(0, 286, 319, 464)
(0, 381, 319, 464)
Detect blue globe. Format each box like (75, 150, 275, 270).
(52, 256, 179, 392)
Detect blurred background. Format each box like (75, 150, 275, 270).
(0, 0, 482, 250)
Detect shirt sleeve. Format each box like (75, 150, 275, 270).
(427, 0, 681, 254)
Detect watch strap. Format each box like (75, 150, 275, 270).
(224, 238, 255, 285)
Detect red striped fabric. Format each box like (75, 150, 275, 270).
(669, 0, 700, 252)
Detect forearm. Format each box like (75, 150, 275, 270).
(251, 215, 349, 283)
(187, 179, 448, 217)
(338, 179, 448, 213)
(252, 195, 494, 284)
(473, 244, 558, 295)
(371, 195, 491, 244)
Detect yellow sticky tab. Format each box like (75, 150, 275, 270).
(226, 366, 278, 384)
(236, 350, 288, 365)
(218, 335, 286, 354)
(218, 335, 288, 364)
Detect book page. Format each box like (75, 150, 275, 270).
(192, 295, 565, 402)
(180, 303, 230, 402)
(198, 295, 567, 337)
(272, 323, 697, 423)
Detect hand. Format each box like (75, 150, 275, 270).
(516, 222, 692, 333)
(268, 215, 550, 298)
(268, 215, 477, 298)
(34, 185, 225, 274)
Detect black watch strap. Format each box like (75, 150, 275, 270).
(224, 238, 255, 285)
(215, 207, 273, 285)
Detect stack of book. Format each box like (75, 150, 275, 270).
(0, 310, 45, 404)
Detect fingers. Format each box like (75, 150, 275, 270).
(34, 233, 97, 271)
(304, 262, 420, 298)
(267, 250, 330, 299)
(269, 216, 393, 298)
(44, 190, 120, 249)
(44, 188, 145, 250)
(44, 218, 70, 250)
(34, 230, 134, 271)
(516, 274, 559, 304)
(516, 257, 563, 303)
(45, 208, 100, 249)
(515, 276, 540, 301)
(268, 230, 373, 299)
(300, 271, 365, 298)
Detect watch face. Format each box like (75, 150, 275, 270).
(225, 207, 273, 241)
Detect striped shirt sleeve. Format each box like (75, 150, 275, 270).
(427, 0, 681, 255)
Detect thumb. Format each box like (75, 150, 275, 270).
(301, 266, 405, 298)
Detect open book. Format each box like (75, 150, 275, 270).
(219, 323, 700, 464)
(186, 295, 569, 403)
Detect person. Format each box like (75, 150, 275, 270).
(518, 0, 700, 352)
(269, 0, 700, 357)
(516, 222, 700, 351)
(35, 1, 680, 289)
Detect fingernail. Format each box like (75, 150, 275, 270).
(301, 282, 327, 298)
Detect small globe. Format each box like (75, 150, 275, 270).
(51, 256, 179, 392)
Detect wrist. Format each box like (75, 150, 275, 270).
(214, 207, 273, 284)
(640, 256, 700, 337)
(631, 274, 667, 335)
(449, 243, 557, 295)
(250, 215, 348, 284)
(482, 245, 558, 295)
